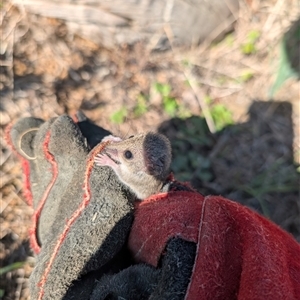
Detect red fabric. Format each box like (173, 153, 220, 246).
(128, 191, 300, 300)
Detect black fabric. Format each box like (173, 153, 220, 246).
(91, 238, 196, 300)
(150, 238, 196, 300)
(91, 264, 160, 300)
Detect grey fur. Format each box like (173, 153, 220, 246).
(95, 132, 172, 199)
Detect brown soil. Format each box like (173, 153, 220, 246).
(1, 0, 299, 299)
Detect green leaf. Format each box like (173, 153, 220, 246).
(110, 107, 127, 124)
(238, 70, 254, 83)
(241, 30, 260, 55)
(210, 104, 234, 131)
(153, 83, 171, 97)
(204, 95, 212, 104)
(0, 262, 25, 276)
(133, 94, 148, 117)
(241, 43, 256, 55)
(224, 33, 235, 47)
(163, 97, 178, 117)
(181, 59, 191, 67)
(178, 106, 192, 119)
(247, 30, 260, 43)
(269, 33, 299, 97)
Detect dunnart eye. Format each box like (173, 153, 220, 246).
(124, 150, 133, 159)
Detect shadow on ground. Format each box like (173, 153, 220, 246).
(159, 101, 300, 241)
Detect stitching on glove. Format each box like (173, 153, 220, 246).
(37, 141, 109, 300)
(29, 131, 58, 254)
(5, 123, 33, 206)
(18, 128, 40, 160)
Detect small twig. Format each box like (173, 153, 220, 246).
(196, 78, 241, 90)
(263, 0, 285, 32)
(0, 197, 13, 214)
(212, 88, 243, 99)
(163, 22, 216, 133)
(181, 68, 216, 133)
(0, 1, 13, 25)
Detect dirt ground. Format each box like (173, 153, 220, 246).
(0, 0, 299, 299)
